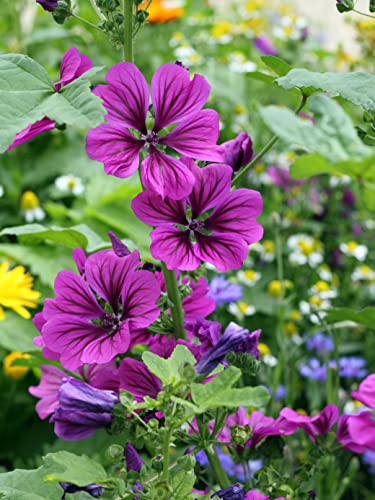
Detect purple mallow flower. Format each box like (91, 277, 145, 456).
(222, 132, 253, 172)
(212, 483, 245, 500)
(195, 323, 261, 375)
(119, 358, 162, 403)
(50, 377, 119, 440)
(36, 0, 59, 11)
(337, 411, 375, 452)
(254, 35, 278, 55)
(306, 332, 334, 354)
(60, 482, 103, 500)
(86, 62, 223, 200)
(208, 276, 243, 306)
(132, 160, 263, 272)
(6, 47, 92, 151)
(352, 374, 375, 409)
(36, 244, 160, 370)
(185, 318, 221, 354)
(280, 404, 339, 442)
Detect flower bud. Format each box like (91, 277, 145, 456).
(370, 0, 375, 12)
(36, 0, 59, 12)
(52, 0, 72, 24)
(105, 444, 124, 463)
(336, 0, 355, 13)
(222, 132, 253, 172)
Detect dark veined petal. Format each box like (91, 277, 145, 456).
(6, 118, 55, 152)
(119, 357, 162, 401)
(206, 188, 264, 244)
(161, 109, 224, 162)
(151, 63, 210, 131)
(132, 189, 187, 226)
(94, 62, 148, 132)
(150, 226, 200, 270)
(56, 47, 93, 90)
(195, 233, 249, 272)
(141, 149, 195, 200)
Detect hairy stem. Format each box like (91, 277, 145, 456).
(161, 262, 187, 340)
(122, 0, 134, 62)
(353, 8, 375, 19)
(72, 13, 104, 31)
(89, 0, 106, 20)
(232, 94, 308, 187)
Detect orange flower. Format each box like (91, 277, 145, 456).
(141, 0, 184, 23)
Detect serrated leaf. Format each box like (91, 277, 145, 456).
(325, 307, 375, 329)
(261, 55, 291, 76)
(142, 345, 197, 385)
(277, 69, 375, 111)
(43, 451, 107, 487)
(0, 467, 62, 500)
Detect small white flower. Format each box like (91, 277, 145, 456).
(251, 240, 276, 262)
(351, 265, 375, 282)
(228, 53, 256, 73)
(309, 281, 337, 300)
(263, 354, 278, 367)
(329, 175, 351, 188)
(318, 264, 333, 282)
(228, 301, 256, 320)
(20, 191, 45, 223)
(343, 401, 368, 415)
(287, 234, 323, 268)
(299, 296, 330, 324)
(0, 185, 4, 198)
(340, 241, 368, 262)
(55, 175, 85, 196)
(237, 269, 261, 287)
(24, 206, 45, 223)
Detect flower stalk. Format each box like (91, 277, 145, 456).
(122, 0, 134, 62)
(161, 262, 187, 340)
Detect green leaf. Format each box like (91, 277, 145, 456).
(277, 69, 375, 111)
(247, 71, 277, 85)
(142, 345, 197, 385)
(260, 94, 372, 163)
(0, 467, 62, 500)
(0, 312, 39, 352)
(0, 223, 104, 251)
(42, 451, 107, 487)
(169, 470, 196, 499)
(0, 54, 54, 152)
(325, 307, 375, 329)
(261, 56, 291, 76)
(290, 154, 336, 179)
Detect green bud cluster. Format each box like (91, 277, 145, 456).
(52, 0, 72, 24)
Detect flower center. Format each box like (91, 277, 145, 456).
(188, 218, 205, 232)
(141, 130, 159, 149)
(101, 312, 122, 335)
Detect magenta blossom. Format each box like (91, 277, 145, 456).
(243, 411, 296, 448)
(86, 62, 223, 200)
(280, 404, 339, 442)
(119, 358, 162, 403)
(337, 412, 375, 453)
(222, 132, 253, 172)
(254, 35, 278, 56)
(132, 160, 263, 271)
(245, 491, 286, 500)
(36, 247, 160, 370)
(6, 47, 92, 151)
(352, 374, 375, 409)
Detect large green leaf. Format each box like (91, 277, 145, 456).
(43, 451, 107, 487)
(277, 69, 375, 111)
(260, 94, 372, 162)
(142, 345, 197, 386)
(0, 312, 39, 352)
(261, 56, 291, 76)
(0, 467, 62, 500)
(325, 307, 375, 329)
(169, 470, 196, 499)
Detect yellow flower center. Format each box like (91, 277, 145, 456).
(347, 241, 358, 252)
(315, 281, 330, 293)
(234, 104, 246, 115)
(211, 21, 233, 38)
(67, 179, 77, 189)
(289, 309, 301, 321)
(20, 191, 40, 210)
(238, 302, 249, 314)
(3, 352, 30, 379)
(258, 343, 270, 357)
(359, 265, 371, 275)
(298, 240, 314, 256)
(263, 240, 275, 253)
(268, 280, 282, 298)
(309, 296, 322, 307)
(284, 321, 298, 336)
(244, 270, 257, 281)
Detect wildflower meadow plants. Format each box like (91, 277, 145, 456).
(0, 1, 375, 499)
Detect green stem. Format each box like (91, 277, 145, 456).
(89, 0, 106, 20)
(232, 94, 308, 187)
(353, 8, 375, 19)
(162, 428, 172, 480)
(161, 262, 186, 340)
(205, 445, 231, 489)
(122, 0, 134, 62)
(71, 14, 104, 31)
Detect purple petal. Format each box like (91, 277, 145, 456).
(125, 442, 143, 472)
(187, 162, 232, 217)
(182, 277, 216, 321)
(161, 110, 224, 162)
(151, 62, 210, 131)
(206, 188, 264, 244)
(150, 226, 200, 270)
(29, 364, 66, 419)
(141, 149, 195, 200)
(56, 47, 93, 90)
(195, 233, 249, 272)
(80, 321, 131, 365)
(84, 250, 140, 312)
(72, 248, 87, 275)
(86, 122, 143, 178)
(94, 62, 148, 131)
(131, 189, 187, 226)
(51, 408, 112, 441)
(6, 118, 55, 151)
(108, 231, 131, 257)
(82, 359, 119, 393)
(118, 358, 162, 401)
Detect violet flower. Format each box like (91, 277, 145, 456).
(299, 358, 330, 381)
(208, 276, 243, 306)
(36, 0, 59, 11)
(339, 356, 367, 379)
(254, 35, 278, 55)
(29, 364, 66, 419)
(125, 442, 143, 472)
(51, 377, 119, 440)
(86, 62, 223, 200)
(195, 323, 261, 375)
(337, 412, 375, 452)
(212, 483, 245, 500)
(119, 358, 162, 402)
(7, 47, 92, 151)
(132, 160, 263, 272)
(60, 482, 103, 499)
(222, 132, 253, 171)
(352, 374, 375, 409)
(185, 318, 221, 354)
(280, 404, 339, 442)
(244, 411, 296, 448)
(38, 246, 160, 370)
(306, 332, 334, 354)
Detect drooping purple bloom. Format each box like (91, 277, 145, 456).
(119, 358, 162, 402)
(132, 160, 263, 272)
(6, 47, 92, 151)
(339, 356, 367, 379)
(212, 483, 245, 500)
(37, 246, 160, 370)
(185, 318, 221, 354)
(222, 132, 253, 172)
(254, 35, 278, 55)
(60, 482, 103, 500)
(36, 0, 59, 11)
(280, 404, 339, 442)
(352, 374, 375, 409)
(208, 276, 243, 306)
(306, 332, 334, 354)
(50, 377, 119, 440)
(29, 365, 66, 419)
(125, 443, 143, 472)
(86, 62, 223, 200)
(337, 412, 375, 452)
(195, 323, 261, 375)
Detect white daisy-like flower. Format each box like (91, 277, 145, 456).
(287, 234, 323, 268)
(299, 296, 330, 324)
(263, 354, 278, 367)
(340, 241, 368, 262)
(228, 301, 256, 320)
(309, 280, 337, 300)
(329, 175, 351, 188)
(20, 191, 45, 223)
(228, 53, 256, 73)
(252, 240, 276, 262)
(351, 265, 375, 282)
(237, 269, 261, 287)
(317, 264, 333, 282)
(55, 175, 85, 196)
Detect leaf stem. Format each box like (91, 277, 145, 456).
(232, 94, 308, 187)
(161, 262, 187, 340)
(71, 13, 104, 32)
(122, 0, 134, 62)
(89, 0, 106, 20)
(352, 8, 375, 19)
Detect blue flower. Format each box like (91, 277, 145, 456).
(306, 332, 334, 354)
(299, 358, 329, 381)
(211, 483, 245, 499)
(208, 276, 243, 306)
(362, 450, 375, 474)
(339, 357, 367, 379)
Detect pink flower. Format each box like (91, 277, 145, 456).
(337, 412, 375, 453)
(352, 374, 375, 409)
(86, 62, 223, 199)
(279, 404, 339, 442)
(132, 160, 263, 272)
